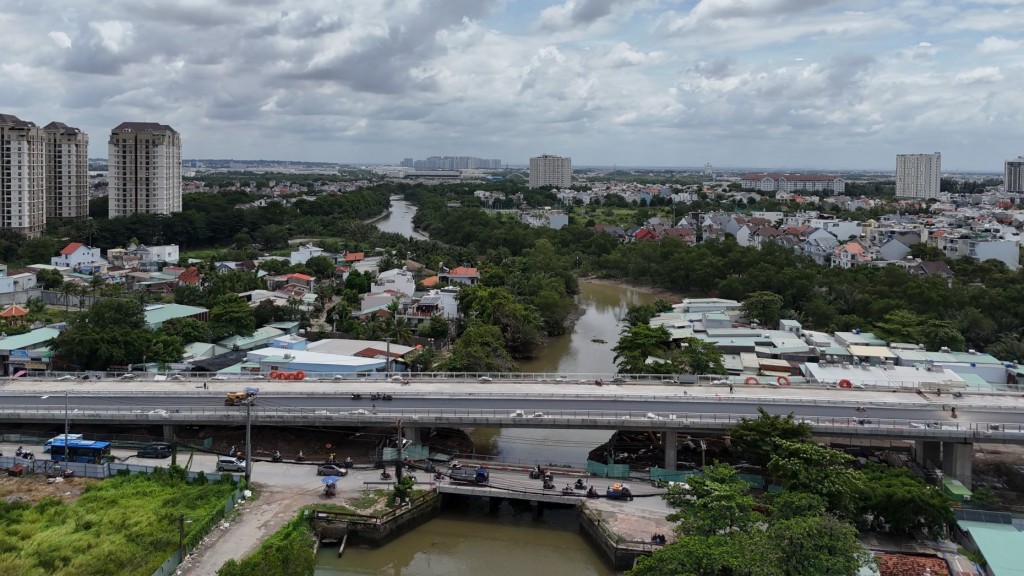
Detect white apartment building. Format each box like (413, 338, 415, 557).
(44, 121, 89, 221)
(0, 113, 47, 237)
(740, 173, 845, 194)
(896, 152, 941, 199)
(528, 154, 571, 189)
(108, 122, 182, 218)
(1005, 156, 1024, 194)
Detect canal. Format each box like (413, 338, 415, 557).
(314, 499, 616, 576)
(349, 196, 661, 575)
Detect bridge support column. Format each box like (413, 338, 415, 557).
(406, 427, 428, 445)
(942, 442, 973, 488)
(531, 501, 544, 519)
(161, 425, 176, 442)
(663, 432, 677, 471)
(914, 440, 940, 468)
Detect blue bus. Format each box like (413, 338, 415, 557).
(48, 439, 112, 464)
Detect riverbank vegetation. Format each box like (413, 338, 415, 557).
(216, 514, 316, 576)
(630, 411, 954, 575)
(0, 467, 238, 576)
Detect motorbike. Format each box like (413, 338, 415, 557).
(271, 453, 283, 463)
(15, 448, 34, 461)
(951, 407, 958, 419)
(448, 461, 462, 471)
(380, 470, 393, 480)
(543, 480, 555, 490)
(574, 478, 586, 490)
(855, 406, 867, 413)
(352, 393, 362, 400)
(586, 487, 599, 498)
(434, 472, 444, 481)
(343, 457, 354, 468)
(324, 483, 337, 498)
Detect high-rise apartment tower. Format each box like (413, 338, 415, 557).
(896, 152, 942, 199)
(44, 122, 89, 221)
(528, 154, 571, 189)
(108, 122, 182, 218)
(1005, 156, 1024, 194)
(0, 113, 47, 237)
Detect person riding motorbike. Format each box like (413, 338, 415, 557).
(434, 471, 444, 481)
(543, 479, 555, 490)
(449, 460, 461, 471)
(297, 450, 305, 462)
(344, 456, 354, 468)
(855, 406, 867, 413)
(574, 478, 586, 490)
(15, 446, 23, 457)
(951, 406, 957, 418)
(272, 450, 282, 462)
(586, 486, 599, 498)
(380, 470, 393, 480)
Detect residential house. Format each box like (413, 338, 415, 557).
(290, 244, 325, 266)
(51, 242, 106, 271)
(439, 266, 480, 286)
(372, 268, 416, 297)
(877, 237, 913, 261)
(831, 239, 872, 269)
(593, 224, 628, 242)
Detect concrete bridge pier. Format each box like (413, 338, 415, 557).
(663, 432, 677, 471)
(942, 441, 973, 488)
(405, 426, 429, 445)
(531, 501, 544, 519)
(914, 440, 941, 468)
(489, 497, 502, 514)
(162, 425, 176, 442)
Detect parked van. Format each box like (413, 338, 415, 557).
(216, 456, 246, 472)
(43, 434, 84, 453)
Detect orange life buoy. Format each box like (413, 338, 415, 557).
(269, 371, 280, 379)
(295, 370, 306, 381)
(777, 376, 791, 386)
(744, 376, 759, 385)
(838, 379, 853, 389)
(275, 372, 286, 380)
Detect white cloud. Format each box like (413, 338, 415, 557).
(48, 31, 72, 49)
(976, 35, 1021, 53)
(954, 66, 1003, 84)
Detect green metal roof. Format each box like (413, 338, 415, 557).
(144, 304, 208, 327)
(957, 521, 1024, 576)
(0, 328, 60, 353)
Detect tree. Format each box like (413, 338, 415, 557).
(51, 299, 182, 370)
(666, 464, 762, 536)
(304, 255, 335, 278)
(382, 301, 414, 345)
(730, 408, 812, 468)
(767, 440, 862, 519)
(856, 464, 953, 538)
(253, 224, 290, 249)
(920, 319, 966, 352)
(418, 315, 450, 340)
(672, 337, 726, 375)
(36, 268, 64, 290)
(441, 321, 518, 372)
(161, 317, 212, 345)
(741, 291, 785, 328)
(612, 324, 672, 374)
(207, 294, 256, 341)
(18, 236, 60, 265)
(765, 513, 872, 576)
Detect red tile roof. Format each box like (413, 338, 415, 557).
(876, 553, 950, 576)
(447, 266, 479, 276)
(287, 273, 313, 282)
(421, 276, 439, 287)
(60, 242, 84, 255)
(344, 252, 365, 262)
(177, 266, 202, 286)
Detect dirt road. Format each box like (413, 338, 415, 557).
(177, 486, 322, 576)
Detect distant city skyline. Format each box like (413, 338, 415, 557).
(6, 1, 1021, 171)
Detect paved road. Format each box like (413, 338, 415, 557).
(1, 388, 1016, 425)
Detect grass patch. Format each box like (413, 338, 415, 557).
(216, 513, 316, 576)
(0, 467, 238, 576)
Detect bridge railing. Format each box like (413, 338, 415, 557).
(13, 371, 1016, 393)
(1, 405, 1021, 435)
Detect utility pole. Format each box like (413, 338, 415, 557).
(383, 337, 393, 376)
(244, 396, 254, 484)
(178, 512, 185, 560)
(63, 391, 69, 465)
(395, 418, 403, 482)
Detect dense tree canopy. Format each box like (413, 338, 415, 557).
(51, 299, 185, 370)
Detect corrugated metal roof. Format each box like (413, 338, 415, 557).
(0, 328, 60, 353)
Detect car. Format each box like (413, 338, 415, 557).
(117, 374, 137, 381)
(137, 443, 173, 459)
(317, 464, 348, 477)
(478, 376, 493, 382)
(56, 375, 77, 381)
(168, 374, 186, 381)
(216, 456, 246, 472)
(211, 375, 228, 381)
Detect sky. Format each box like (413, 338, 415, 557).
(2, 0, 1023, 171)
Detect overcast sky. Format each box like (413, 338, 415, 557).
(3, 0, 1022, 171)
